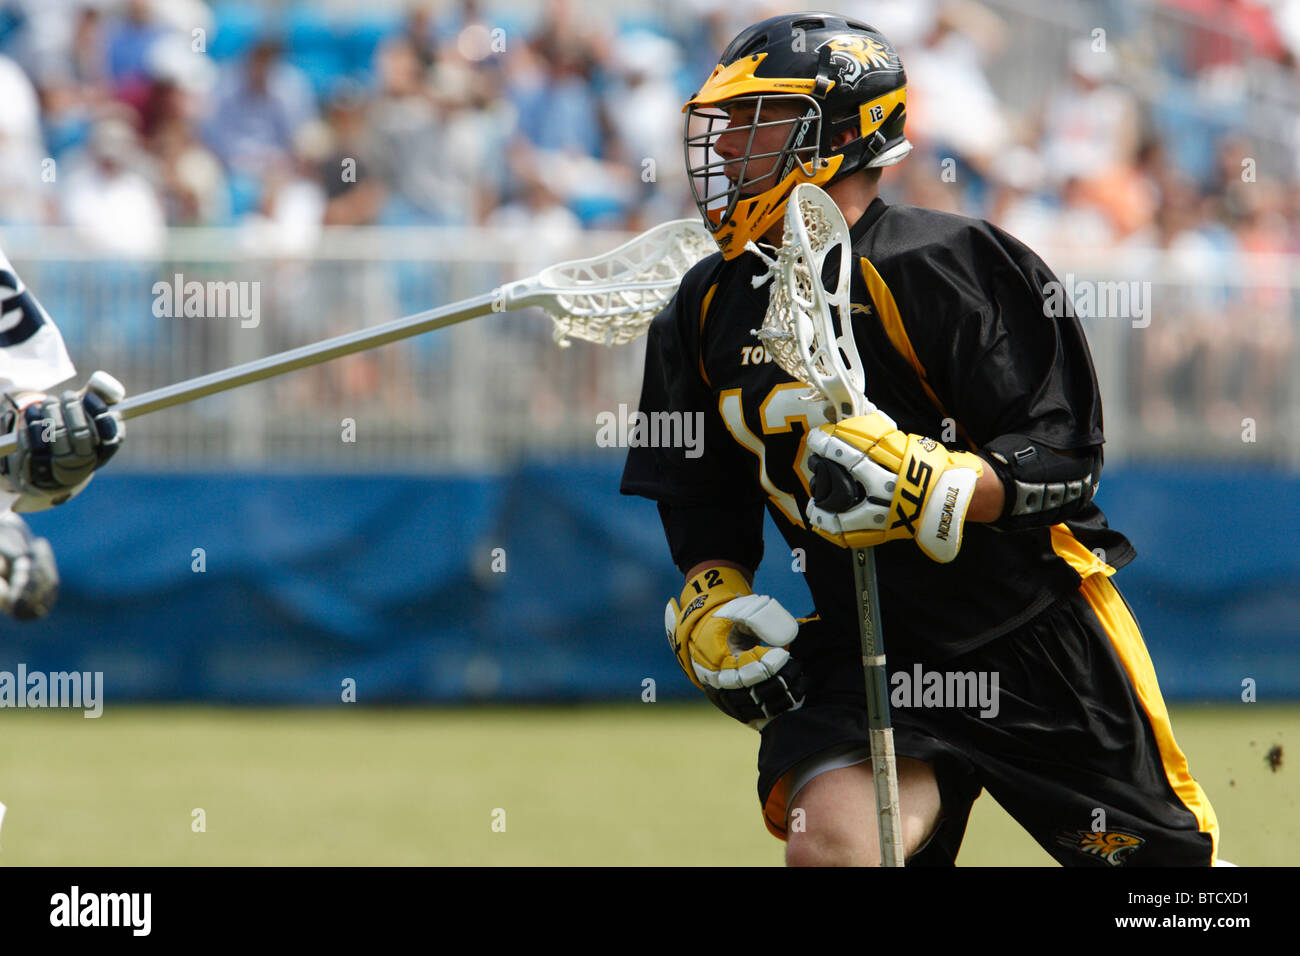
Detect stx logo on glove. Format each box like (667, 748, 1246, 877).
(804, 412, 983, 563)
(891, 456, 933, 534)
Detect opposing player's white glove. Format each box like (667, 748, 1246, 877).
(1, 371, 125, 512)
(664, 566, 804, 730)
(0, 511, 59, 619)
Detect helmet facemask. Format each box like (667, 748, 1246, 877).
(684, 94, 838, 258)
(681, 15, 913, 257)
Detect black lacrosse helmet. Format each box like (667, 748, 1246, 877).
(683, 12, 911, 257)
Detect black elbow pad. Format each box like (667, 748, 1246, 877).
(980, 435, 1101, 531)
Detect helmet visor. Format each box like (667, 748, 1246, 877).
(684, 94, 822, 234)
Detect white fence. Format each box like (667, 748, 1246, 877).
(4, 227, 1298, 469)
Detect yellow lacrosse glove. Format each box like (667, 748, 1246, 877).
(804, 412, 984, 563)
(664, 566, 804, 729)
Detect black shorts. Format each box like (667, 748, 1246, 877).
(757, 572, 1219, 866)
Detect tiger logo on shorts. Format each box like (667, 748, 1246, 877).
(1056, 829, 1146, 866)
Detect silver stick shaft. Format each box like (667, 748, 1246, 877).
(0, 290, 498, 455)
(854, 544, 905, 867)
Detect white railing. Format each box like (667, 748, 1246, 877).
(3, 227, 1297, 469)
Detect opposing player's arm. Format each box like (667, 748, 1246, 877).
(0, 252, 127, 512)
(0, 511, 58, 619)
(1, 371, 126, 512)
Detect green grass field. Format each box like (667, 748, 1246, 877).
(0, 703, 1294, 865)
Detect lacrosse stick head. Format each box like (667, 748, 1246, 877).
(753, 182, 871, 421)
(527, 219, 716, 347)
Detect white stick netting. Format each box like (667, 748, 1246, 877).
(539, 219, 716, 347)
(752, 184, 867, 420)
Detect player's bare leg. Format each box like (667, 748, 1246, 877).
(785, 757, 943, 866)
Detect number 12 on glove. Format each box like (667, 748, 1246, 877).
(664, 566, 805, 730)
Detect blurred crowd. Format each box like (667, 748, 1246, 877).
(0, 0, 1295, 249)
(0, 0, 1294, 443)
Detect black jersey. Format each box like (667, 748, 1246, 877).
(621, 197, 1135, 660)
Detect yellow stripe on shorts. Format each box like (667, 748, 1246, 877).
(1052, 525, 1221, 863)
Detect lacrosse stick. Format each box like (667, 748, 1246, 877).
(0, 219, 715, 455)
(753, 182, 905, 867)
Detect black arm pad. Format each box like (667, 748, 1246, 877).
(980, 434, 1101, 532)
(657, 499, 765, 575)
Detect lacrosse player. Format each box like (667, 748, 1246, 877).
(621, 12, 1219, 866)
(0, 248, 124, 619)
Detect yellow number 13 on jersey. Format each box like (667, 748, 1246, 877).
(718, 382, 831, 527)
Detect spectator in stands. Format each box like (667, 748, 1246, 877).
(902, 1, 1008, 197)
(432, 56, 515, 225)
(104, 0, 169, 112)
(488, 149, 582, 257)
(138, 34, 225, 225)
(512, 36, 604, 160)
(1057, 175, 1121, 254)
(202, 38, 317, 215)
(1038, 39, 1141, 187)
(1132, 173, 1252, 431)
(404, 1, 440, 73)
(894, 154, 964, 216)
(69, 6, 109, 91)
(59, 114, 165, 256)
(1075, 135, 1165, 240)
(0, 52, 50, 225)
(148, 78, 229, 226)
(320, 80, 386, 227)
(1159, 0, 1289, 74)
(602, 30, 689, 227)
(986, 145, 1057, 254)
(1277, 0, 1300, 60)
(367, 36, 454, 225)
(1222, 169, 1293, 426)
(237, 120, 327, 260)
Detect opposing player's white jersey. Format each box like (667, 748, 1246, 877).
(0, 247, 75, 393)
(0, 246, 76, 512)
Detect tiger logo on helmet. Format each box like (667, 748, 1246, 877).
(816, 35, 901, 89)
